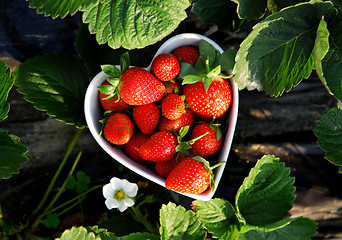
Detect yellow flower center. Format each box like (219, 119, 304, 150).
(115, 189, 126, 201)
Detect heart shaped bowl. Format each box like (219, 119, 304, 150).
(84, 33, 239, 201)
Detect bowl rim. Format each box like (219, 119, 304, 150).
(84, 33, 239, 201)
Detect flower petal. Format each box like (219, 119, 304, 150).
(105, 198, 120, 210)
(102, 183, 115, 199)
(122, 198, 135, 207)
(124, 182, 138, 197)
(110, 177, 124, 189)
(118, 202, 128, 212)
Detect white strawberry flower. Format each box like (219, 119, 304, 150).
(103, 177, 138, 212)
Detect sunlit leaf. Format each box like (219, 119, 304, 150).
(233, 1, 337, 96)
(28, 0, 100, 19)
(82, 0, 190, 49)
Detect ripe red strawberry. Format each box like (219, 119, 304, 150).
(165, 156, 216, 194)
(103, 113, 134, 145)
(190, 122, 223, 157)
(172, 46, 200, 67)
(183, 76, 232, 120)
(138, 131, 177, 163)
(99, 80, 132, 112)
(155, 153, 186, 178)
(158, 108, 194, 133)
(119, 67, 165, 105)
(164, 78, 182, 96)
(133, 103, 160, 135)
(124, 132, 150, 164)
(151, 53, 180, 81)
(161, 94, 185, 120)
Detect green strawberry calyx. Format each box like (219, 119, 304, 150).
(97, 52, 130, 100)
(192, 156, 225, 192)
(175, 126, 208, 157)
(179, 39, 235, 91)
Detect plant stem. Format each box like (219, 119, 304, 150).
(43, 151, 83, 213)
(129, 203, 158, 235)
(31, 128, 84, 216)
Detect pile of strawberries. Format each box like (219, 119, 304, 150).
(98, 41, 232, 195)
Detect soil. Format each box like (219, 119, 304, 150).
(0, 0, 342, 239)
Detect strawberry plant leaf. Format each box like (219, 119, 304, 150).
(86, 226, 118, 239)
(318, 15, 342, 102)
(42, 213, 60, 229)
(82, 0, 190, 50)
(57, 226, 101, 240)
(0, 130, 29, 179)
(219, 49, 237, 72)
(235, 155, 295, 226)
(233, 1, 337, 97)
(159, 202, 207, 240)
(231, 0, 267, 21)
(28, 0, 100, 19)
(197, 40, 221, 70)
(14, 54, 90, 128)
(194, 199, 241, 240)
(119, 232, 159, 240)
(192, 0, 243, 31)
(237, 217, 317, 240)
(0, 61, 13, 122)
(314, 107, 342, 167)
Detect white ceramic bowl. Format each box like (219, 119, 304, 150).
(84, 33, 239, 201)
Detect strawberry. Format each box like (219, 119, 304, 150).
(172, 46, 200, 67)
(190, 122, 222, 157)
(133, 103, 160, 135)
(99, 80, 132, 112)
(138, 131, 177, 163)
(120, 67, 165, 105)
(183, 76, 232, 120)
(151, 53, 180, 81)
(158, 108, 194, 133)
(165, 156, 221, 194)
(161, 94, 185, 120)
(103, 113, 134, 145)
(124, 132, 150, 164)
(155, 158, 178, 179)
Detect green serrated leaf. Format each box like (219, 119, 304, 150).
(232, 0, 267, 21)
(235, 155, 295, 226)
(314, 17, 330, 91)
(101, 65, 121, 78)
(237, 217, 317, 240)
(120, 232, 160, 240)
(159, 202, 207, 240)
(0, 61, 14, 122)
(86, 226, 118, 240)
(194, 199, 241, 240)
(28, 0, 100, 19)
(314, 107, 342, 166)
(233, 1, 337, 96)
(219, 49, 237, 72)
(42, 213, 60, 229)
(192, 0, 243, 31)
(57, 226, 101, 240)
(319, 14, 342, 102)
(14, 54, 90, 128)
(82, 0, 190, 50)
(0, 130, 28, 179)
